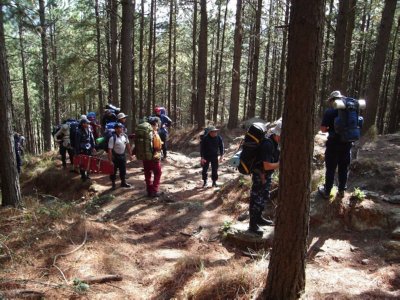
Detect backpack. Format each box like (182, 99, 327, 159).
(134, 121, 154, 160)
(334, 97, 364, 142)
(68, 120, 80, 149)
(105, 104, 120, 115)
(237, 122, 266, 175)
(199, 127, 210, 143)
(97, 122, 117, 151)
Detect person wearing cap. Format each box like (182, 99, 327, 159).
(318, 90, 352, 199)
(108, 122, 133, 190)
(153, 106, 172, 160)
(54, 123, 74, 169)
(75, 118, 96, 181)
(116, 112, 129, 133)
(248, 119, 281, 235)
(87, 112, 101, 139)
(200, 126, 224, 187)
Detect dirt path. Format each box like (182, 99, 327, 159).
(1, 149, 400, 299)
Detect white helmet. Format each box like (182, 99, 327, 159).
(328, 90, 344, 101)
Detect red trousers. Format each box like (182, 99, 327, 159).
(143, 160, 162, 194)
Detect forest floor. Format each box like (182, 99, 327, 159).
(0, 128, 400, 299)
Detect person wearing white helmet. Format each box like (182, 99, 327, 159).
(248, 119, 281, 236)
(318, 90, 351, 199)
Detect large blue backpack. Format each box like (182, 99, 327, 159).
(334, 98, 364, 143)
(68, 120, 80, 148)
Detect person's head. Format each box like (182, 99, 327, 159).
(80, 118, 89, 128)
(87, 112, 96, 121)
(271, 118, 282, 143)
(117, 112, 128, 123)
(114, 122, 124, 134)
(208, 126, 219, 137)
(327, 90, 344, 106)
(61, 123, 69, 132)
(148, 116, 160, 130)
(154, 106, 162, 116)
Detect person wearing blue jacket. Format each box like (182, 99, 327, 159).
(200, 126, 224, 187)
(154, 106, 172, 160)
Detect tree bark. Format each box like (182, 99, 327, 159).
(330, 0, 348, 92)
(139, 0, 144, 118)
(39, 0, 51, 151)
(110, 0, 119, 105)
(0, 3, 22, 207)
(343, 0, 357, 93)
(147, 0, 154, 116)
(387, 48, 400, 133)
(276, 0, 289, 119)
(364, 0, 397, 132)
(191, 0, 198, 124)
(168, 0, 173, 117)
(120, 0, 133, 132)
(212, 0, 222, 123)
(172, 0, 177, 123)
(263, 0, 323, 298)
(267, 46, 277, 121)
(49, 21, 60, 126)
(95, 0, 104, 117)
(227, 0, 243, 129)
(196, 0, 208, 129)
(18, 23, 34, 154)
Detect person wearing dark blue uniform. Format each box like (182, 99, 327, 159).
(75, 119, 96, 181)
(248, 120, 281, 235)
(200, 126, 224, 187)
(154, 106, 172, 160)
(318, 91, 352, 199)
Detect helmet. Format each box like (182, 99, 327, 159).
(328, 90, 344, 101)
(87, 112, 96, 120)
(154, 106, 161, 113)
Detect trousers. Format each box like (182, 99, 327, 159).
(324, 141, 352, 193)
(143, 160, 162, 194)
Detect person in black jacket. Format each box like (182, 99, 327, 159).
(75, 119, 96, 181)
(200, 126, 224, 187)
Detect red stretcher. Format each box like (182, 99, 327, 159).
(73, 154, 114, 175)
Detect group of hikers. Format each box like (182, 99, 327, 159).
(49, 89, 362, 236)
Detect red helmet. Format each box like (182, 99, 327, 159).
(154, 106, 161, 113)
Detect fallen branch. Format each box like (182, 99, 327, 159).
(80, 275, 123, 284)
(0, 289, 45, 300)
(53, 224, 88, 284)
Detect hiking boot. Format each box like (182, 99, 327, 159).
(318, 186, 330, 199)
(337, 190, 345, 198)
(150, 192, 162, 198)
(212, 181, 218, 187)
(121, 182, 132, 188)
(111, 181, 116, 190)
(257, 215, 274, 226)
(248, 223, 264, 236)
(202, 181, 208, 188)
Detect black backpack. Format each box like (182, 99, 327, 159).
(238, 122, 266, 175)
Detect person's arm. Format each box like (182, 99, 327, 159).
(108, 136, 114, 162)
(125, 136, 133, 160)
(108, 148, 113, 162)
(263, 161, 279, 170)
(200, 136, 206, 164)
(218, 136, 224, 161)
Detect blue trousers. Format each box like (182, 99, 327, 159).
(249, 171, 272, 217)
(324, 141, 352, 193)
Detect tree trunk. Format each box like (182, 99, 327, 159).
(49, 21, 60, 126)
(364, 0, 397, 132)
(95, 0, 104, 117)
(172, 0, 177, 123)
(191, 0, 198, 125)
(110, 0, 119, 105)
(276, 0, 289, 119)
(131, 0, 136, 128)
(139, 0, 144, 118)
(227, 0, 243, 129)
(0, 3, 22, 207)
(39, 0, 52, 151)
(243, 31, 254, 120)
(167, 0, 173, 116)
(106, 0, 112, 103)
(120, 0, 133, 132)
(147, 0, 154, 116)
(207, 32, 215, 121)
(212, 0, 222, 123)
(152, 1, 156, 112)
(267, 46, 277, 121)
(247, 0, 262, 119)
(387, 48, 400, 133)
(343, 0, 357, 93)
(330, 0, 348, 92)
(262, 0, 324, 298)
(196, 0, 207, 129)
(18, 23, 34, 154)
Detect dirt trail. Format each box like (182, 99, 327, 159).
(1, 139, 400, 299)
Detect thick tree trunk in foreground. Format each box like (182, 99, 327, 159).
(95, 0, 104, 117)
(110, 0, 119, 105)
(262, 0, 323, 298)
(0, 3, 22, 207)
(227, 0, 243, 129)
(190, 0, 197, 124)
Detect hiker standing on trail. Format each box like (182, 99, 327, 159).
(154, 106, 172, 160)
(75, 118, 96, 181)
(108, 122, 133, 190)
(318, 91, 354, 199)
(54, 123, 74, 170)
(248, 120, 281, 235)
(200, 126, 224, 188)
